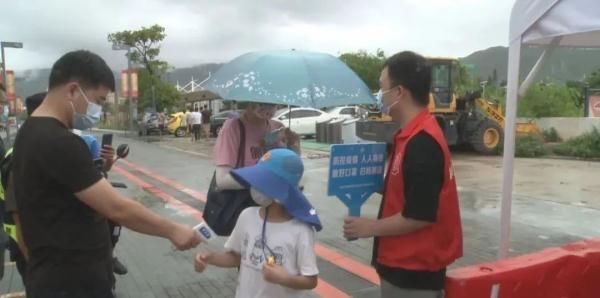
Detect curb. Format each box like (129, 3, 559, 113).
(541, 155, 600, 162)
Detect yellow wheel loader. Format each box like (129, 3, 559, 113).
(356, 58, 539, 155)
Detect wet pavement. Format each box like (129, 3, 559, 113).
(2, 133, 599, 297)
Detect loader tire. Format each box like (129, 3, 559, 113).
(470, 119, 503, 155)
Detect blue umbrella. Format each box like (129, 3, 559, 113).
(203, 50, 376, 108)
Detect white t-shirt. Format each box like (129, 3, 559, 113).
(225, 207, 318, 298)
(190, 112, 203, 125)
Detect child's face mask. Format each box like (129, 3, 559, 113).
(250, 188, 274, 207)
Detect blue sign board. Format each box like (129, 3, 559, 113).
(328, 143, 387, 216)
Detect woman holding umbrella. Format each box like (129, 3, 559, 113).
(213, 102, 300, 191)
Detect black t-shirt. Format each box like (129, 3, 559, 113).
(12, 117, 111, 293)
(373, 131, 446, 290)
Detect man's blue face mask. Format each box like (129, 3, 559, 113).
(376, 88, 398, 114)
(72, 86, 102, 130)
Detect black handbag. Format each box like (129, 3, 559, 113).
(204, 119, 257, 236)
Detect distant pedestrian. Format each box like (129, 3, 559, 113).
(190, 108, 203, 142)
(185, 108, 192, 136)
(201, 105, 212, 138)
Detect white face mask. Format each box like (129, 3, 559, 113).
(250, 188, 274, 207)
(71, 86, 102, 130)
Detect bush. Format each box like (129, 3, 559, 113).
(518, 83, 582, 118)
(542, 127, 562, 142)
(515, 136, 547, 158)
(553, 127, 600, 159)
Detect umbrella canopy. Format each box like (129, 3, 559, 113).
(500, 0, 600, 263)
(203, 50, 376, 109)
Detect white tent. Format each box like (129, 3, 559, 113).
(500, 0, 600, 271)
(496, 1, 600, 295)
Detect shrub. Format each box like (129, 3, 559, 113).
(553, 127, 600, 159)
(515, 136, 547, 158)
(542, 127, 562, 143)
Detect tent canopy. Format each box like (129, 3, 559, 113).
(511, 0, 600, 47)
(495, 2, 600, 296)
(500, 0, 600, 264)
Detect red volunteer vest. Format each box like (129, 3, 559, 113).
(377, 110, 463, 271)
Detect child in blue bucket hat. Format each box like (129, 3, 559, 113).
(194, 148, 321, 298)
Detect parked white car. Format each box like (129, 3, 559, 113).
(325, 106, 368, 120)
(273, 107, 332, 136)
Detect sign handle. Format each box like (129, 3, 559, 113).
(339, 192, 373, 241)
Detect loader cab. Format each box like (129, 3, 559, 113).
(428, 58, 457, 114)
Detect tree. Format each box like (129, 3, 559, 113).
(588, 70, 600, 88)
(137, 69, 181, 112)
(108, 25, 180, 111)
(339, 50, 386, 91)
(108, 24, 167, 76)
(518, 83, 582, 118)
(454, 62, 478, 96)
(566, 80, 585, 108)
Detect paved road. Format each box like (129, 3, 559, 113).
(2, 134, 599, 297)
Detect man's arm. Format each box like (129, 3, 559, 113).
(371, 213, 432, 237)
(376, 132, 444, 236)
(76, 179, 200, 250)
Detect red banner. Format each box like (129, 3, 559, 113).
(5, 70, 16, 100)
(590, 95, 600, 118)
(120, 69, 138, 98)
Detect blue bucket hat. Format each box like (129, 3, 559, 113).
(231, 148, 322, 231)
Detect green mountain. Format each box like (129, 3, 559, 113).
(14, 64, 222, 99)
(14, 46, 600, 99)
(460, 46, 600, 84)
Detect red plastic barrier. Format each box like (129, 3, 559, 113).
(446, 238, 600, 298)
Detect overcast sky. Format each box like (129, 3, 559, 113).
(1, 0, 515, 72)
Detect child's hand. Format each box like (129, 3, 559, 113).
(194, 252, 212, 273)
(262, 263, 289, 285)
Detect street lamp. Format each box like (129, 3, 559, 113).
(1, 41, 23, 146)
(112, 43, 134, 133)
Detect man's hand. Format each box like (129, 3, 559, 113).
(343, 216, 377, 239)
(169, 224, 202, 250)
(194, 251, 212, 273)
(262, 263, 290, 285)
(101, 145, 115, 172)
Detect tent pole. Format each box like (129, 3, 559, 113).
(491, 39, 522, 298)
(518, 37, 562, 97)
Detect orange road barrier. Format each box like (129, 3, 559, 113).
(446, 238, 600, 298)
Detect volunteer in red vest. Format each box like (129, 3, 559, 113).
(343, 51, 463, 298)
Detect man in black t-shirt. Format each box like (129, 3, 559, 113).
(12, 50, 201, 298)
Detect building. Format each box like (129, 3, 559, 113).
(181, 90, 223, 112)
